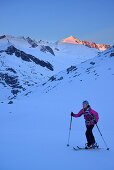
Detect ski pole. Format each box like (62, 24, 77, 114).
(96, 124, 109, 150)
(67, 115, 72, 147)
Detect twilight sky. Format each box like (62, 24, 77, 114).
(0, 0, 114, 44)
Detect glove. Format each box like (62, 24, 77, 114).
(71, 112, 74, 117)
(94, 120, 97, 124)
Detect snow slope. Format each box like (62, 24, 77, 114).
(40, 45, 114, 94)
(0, 45, 114, 170)
(0, 35, 99, 101)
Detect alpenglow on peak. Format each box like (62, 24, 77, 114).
(61, 36, 111, 51)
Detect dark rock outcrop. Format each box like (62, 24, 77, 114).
(0, 35, 6, 39)
(8, 101, 13, 104)
(67, 66, 77, 74)
(0, 46, 54, 71)
(110, 53, 114, 57)
(6, 68, 17, 74)
(26, 37, 38, 48)
(0, 72, 22, 89)
(49, 76, 56, 82)
(40, 45, 55, 56)
(90, 62, 95, 65)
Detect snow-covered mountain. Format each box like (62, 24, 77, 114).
(0, 35, 114, 170)
(0, 35, 100, 101)
(62, 36, 111, 51)
(39, 45, 114, 94)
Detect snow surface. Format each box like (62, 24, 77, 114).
(0, 42, 114, 170)
(0, 35, 99, 101)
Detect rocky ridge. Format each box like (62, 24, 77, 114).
(62, 36, 111, 51)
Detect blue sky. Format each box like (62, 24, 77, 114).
(0, 0, 114, 44)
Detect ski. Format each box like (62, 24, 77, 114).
(73, 146, 104, 151)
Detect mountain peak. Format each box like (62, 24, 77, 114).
(61, 36, 111, 51)
(69, 35, 76, 39)
(62, 36, 82, 44)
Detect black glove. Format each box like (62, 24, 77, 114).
(71, 112, 74, 117)
(94, 120, 97, 124)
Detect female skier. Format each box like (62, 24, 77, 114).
(71, 100, 99, 149)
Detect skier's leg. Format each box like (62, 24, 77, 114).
(86, 125, 91, 145)
(86, 125, 95, 146)
(91, 125, 95, 144)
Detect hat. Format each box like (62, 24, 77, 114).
(83, 100, 89, 106)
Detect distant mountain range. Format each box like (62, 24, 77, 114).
(0, 34, 113, 102)
(62, 36, 111, 51)
(0, 34, 111, 51)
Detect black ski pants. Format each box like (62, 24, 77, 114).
(86, 125, 95, 145)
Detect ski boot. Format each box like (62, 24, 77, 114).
(91, 142, 99, 149)
(85, 143, 92, 149)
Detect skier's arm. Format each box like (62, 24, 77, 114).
(72, 109, 83, 118)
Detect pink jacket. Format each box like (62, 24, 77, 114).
(73, 107, 99, 125)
